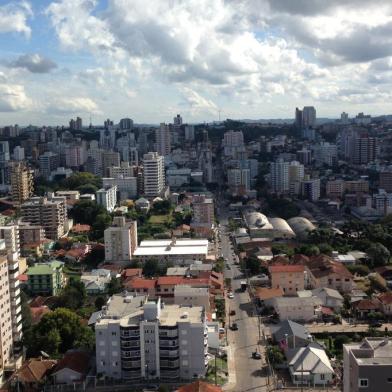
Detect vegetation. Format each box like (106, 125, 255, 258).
(213, 257, 225, 273)
(271, 244, 294, 257)
(266, 346, 285, 365)
(266, 197, 300, 220)
(215, 298, 225, 321)
(107, 277, 123, 295)
(142, 259, 172, 277)
(55, 280, 86, 311)
(25, 308, 95, 357)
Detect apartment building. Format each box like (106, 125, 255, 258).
(10, 162, 34, 204)
(343, 338, 392, 392)
(104, 216, 138, 264)
(108, 162, 136, 178)
(39, 152, 59, 179)
(174, 285, 210, 313)
(26, 260, 65, 295)
(156, 123, 171, 157)
(20, 195, 68, 240)
(102, 151, 121, 176)
(95, 294, 208, 381)
(191, 195, 214, 237)
(143, 152, 165, 197)
(379, 170, 392, 193)
(326, 180, 345, 199)
(96, 185, 118, 212)
(269, 264, 305, 296)
(103, 177, 137, 200)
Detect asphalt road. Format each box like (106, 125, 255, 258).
(217, 208, 270, 392)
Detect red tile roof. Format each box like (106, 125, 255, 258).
(52, 351, 90, 377)
(378, 292, 392, 305)
(306, 255, 353, 279)
(269, 264, 305, 273)
(127, 278, 157, 289)
(321, 306, 334, 315)
(353, 299, 380, 311)
(123, 268, 143, 278)
(157, 276, 184, 285)
(177, 380, 222, 392)
(18, 274, 28, 282)
(29, 296, 47, 308)
(12, 358, 57, 383)
(71, 224, 91, 233)
(30, 306, 51, 325)
(255, 287, 284, 300)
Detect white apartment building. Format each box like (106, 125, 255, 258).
(97, 185, 118, 212)
(184, 125, 195, 141)
(39, 152, 59, 179)
(20, 195, 68, 240)
(270, 158, 289, 194)
(108, 162, 136, 178)
(95, 295, 208, 381)
(13, 146, 25, 161)
(0, 225, 23, 382)
(227, 168, 250, 192)
(65, 144, 87, 168)
(156, 123, 171, 157)
(312, 142, 337, 167)
(222, 130, 245, 158)
(103, 177, 137, 200)
(104, 217, 138, 264)
(143, 152, 165, 198)
(288, 161, 305, 195)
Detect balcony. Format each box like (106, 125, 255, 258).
(122, 360, 141, 369)
(159, 350, 179, 359)
(160, 369, 180, 379)
(159, 332, 179, 339)
(121, 341, 140, 348)
(159, 339, 179, 348)
(160, 359, 179, 368)
(122, 370, 141, 379)
(9, 280, 19, 289)
(121, 351, 141, 359)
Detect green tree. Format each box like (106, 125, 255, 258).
(70, 200, 107, 226)
(84, 246, 105, 268)
(107, 277, 122, 296)
(62, 172, 102, 190)
(244, 256, 261, 275)
(26, 308, 94, 356)
(296, 244, 320, 256)
(334, 335, 351, 350)
(95, 296, 106, 310)
(20, 291, 32, 333)
(266, 346, 285, 365)
(91, 213, 113, 241)
(152, 200, 172, 215)
(367, 242, 391, 267)
(271, 244, 294, 257)
(56, 280, 87, 310)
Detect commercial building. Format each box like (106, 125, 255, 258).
(133, 239, 209, 264)
(156, 123, 171, 157)
(10, 162, 34, 204)
(104, 217, 138, 264)
(20, 195, 68, 240)
(95, 295, 208, 381)
(143, 152, 165, 198)
(96, 185, 118, 212)
(26, 260, 65, 295)
(343, 338, 392, 392)
(39, 152, 59, 179)
(326, 180, 345, 199)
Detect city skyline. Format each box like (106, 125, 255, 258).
(2, 0, 392, 125)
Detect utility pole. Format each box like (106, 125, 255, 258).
(215, 354, 217, 385)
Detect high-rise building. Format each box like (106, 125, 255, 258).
(143, 152, 165, 197)
(12, 146, 25, 161)
(302, 106, 316, 128)
(10, 162, 34, 204)
(191, 194, 214, 227)
(20, 195, 68, 240)
(65, 144, 86, 168)
(380, 170, 392, 193)
(95, 295, 208, 381)
(288, 161, 304, 195)
(0, 225, 23, 382)
(119, 118, 134, 130)
(301, 177, 320, 201)
(227, 168, 251, 194)
(96, 185, 118, 212)
(296, 149, 312, 165)
(173, 114, 183, 127)
(108, 162, 136, 178)
(100, 128, 117, 150)
(312, 142, 337, 167)
(104, 216, 137, 263)
(155, 123, 171, 157)
(39, 152, 59, 179)
(102, 151, 121, 176)
(270, 158, 289, 194)
(198, 130, 213, 183)
(353, 135, 377, 165)
(343, 338, 392, 392)
(295, 107, 303, 128)
(0, 141, 10, 191)
(103, 177, 138, 200)
(341, 112, 349, 124)
(184, 125, 195, 141)
(222, 130, 245, 158)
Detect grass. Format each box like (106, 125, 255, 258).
(148, 214, 172, 224)
(205, 357, 228, 386)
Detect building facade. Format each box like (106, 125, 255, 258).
(143, 152, 165, 197)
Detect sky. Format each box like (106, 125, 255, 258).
(2, 0, 392, 126)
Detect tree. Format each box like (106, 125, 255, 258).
(347, 264, 369, 277)
(143, 259, 159, 277)
(56, 280, 87, 310)
(20, 291, 32, 333)
(213, 257, 224, 273)
(95, 296, 106, 310)
(367, 242, 391, 267)
(91, 213, 113, 241)
(62, 172, 102, 190)
(334, 335, 351, 350)
(271, 244, 294, 257)
(25, 308, 95, 356)
(151, 200, 172, 215)
(266, 346, 285, 365)
(70, 200, 107, 226)
(107, 277, 122, 296)
(296, 244, 320, 256)
(244, 256, 261, 275)
(84, 246, 105, 268)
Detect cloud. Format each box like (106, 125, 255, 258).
(0, 83, 31, 112)
(0, 1, 33, 37)
(46, 97, 100, 115)
(180, 87, 218, 115)
(8, 54, 57, 73)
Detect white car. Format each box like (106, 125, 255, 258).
(228, 292, 234, 299)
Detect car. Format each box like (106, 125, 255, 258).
(219, 327, 225, 334)
(227, 292, 234, 299)
(252, 351, 261, 360)
(370, 321, 383, 328)
(229, 310, 236, 316)
(231, 323, 238, 331)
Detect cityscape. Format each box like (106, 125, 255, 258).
(1, 1, 392, 392)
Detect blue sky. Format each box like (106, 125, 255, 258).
(2, 0, 392, 126)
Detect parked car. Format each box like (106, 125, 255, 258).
(228, 292, 234, 299)
(231, 323, 238, 331)
(369, 320, 383, 328)
(230, 310, 236, 316)
(252, 351, 261, 360)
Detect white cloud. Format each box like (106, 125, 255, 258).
(8, 54, 57, 73)
(0, 83, 31, 112)
(0, 1, 32, 37)
(180, 87, 218, 116)
(46, 97, 100, 115)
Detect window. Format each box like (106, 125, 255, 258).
(320, 374, 325, 380)
(111, 332, 117, 336)
(358, 379, 368, 387)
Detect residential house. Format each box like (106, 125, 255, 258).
(51, 351, 91, 385)
(273, 320, 313, 351)
(287, 343, 334, 386)
(30, 305, 51, 325)
(271, 297, 321, 322)
(27, 260, 66, 295)
(306, 255, 354, 293)
(81, 269, 111, 294)
(377, 292, 392, 316)
(174, 285, 211, 312)
(122, 268, 143, 282)
(9, 358, 57, 392)
(124, 277, 157, 297)
(255, 287, 284, 308)
(352, 299, 380, 319)
(64, 243, 91, 263)
(268, 264, 305, 296)
(297, 287, 344, 312)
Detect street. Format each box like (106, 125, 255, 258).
(217, 205, 270, 392)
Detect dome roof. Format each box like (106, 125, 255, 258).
(287, 217, 316, 238)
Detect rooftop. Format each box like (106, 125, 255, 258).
(269, 264, 305, 273)
(159, 304, 204, 326)
(347, 338, 392, 365)
(27, 260, 64, 275)
(101, 292, 147, 318)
